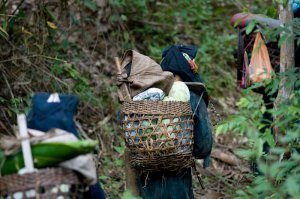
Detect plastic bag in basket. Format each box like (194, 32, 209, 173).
(249, 32, 273, 83)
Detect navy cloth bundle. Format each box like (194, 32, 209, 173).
(161, 45, 202, 82)
(27, 93, 80, 137)
(26, 93, 106, 199)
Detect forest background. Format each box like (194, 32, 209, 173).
(0, 0, 299, 198)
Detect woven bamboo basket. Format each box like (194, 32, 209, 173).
(0, 167, 86, 199)
(121, 100, 194, 172)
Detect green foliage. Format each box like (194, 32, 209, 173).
(246, 20, 257, 35)
(0, 0, 120, 135)
(111, 0, 239, 96)
(217, 69, 300, 198)
(121, 190, 142, 199)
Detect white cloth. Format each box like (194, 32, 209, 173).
(133, 88, 165, 101)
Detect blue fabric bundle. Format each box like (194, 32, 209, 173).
(27, 93, 80, 137)
(161, 45, 202, 82)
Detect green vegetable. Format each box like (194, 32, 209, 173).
(162, 96, 175, 101)
(167, 126, 173, 132)
(1, 140, 97, 175)
(162, 119, 170, 125)
(142, 120, 150, 127)
(146, 128, 154, 134)
(173, 118, 179, 123)
(168, 81, 190, 102)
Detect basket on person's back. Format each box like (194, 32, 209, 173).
(122, 100, 194, 172)
(117, 50, 195, 172)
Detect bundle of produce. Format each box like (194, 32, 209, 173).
(0, 140, 97, 175)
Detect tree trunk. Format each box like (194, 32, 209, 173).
(274, 2, 295, 138)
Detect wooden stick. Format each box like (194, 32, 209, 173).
(115, 57, 139, 194)
(114, 57, 131, 102)
(17, 114, 35, 173)
(211, 149, 240, 166)
(124, 149, 140, 196)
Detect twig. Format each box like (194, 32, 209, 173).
(75, 121, 90, 140)
(91, 30, 100, 56)
(0, 14, 16, 17)
(0, 54, 67, 64)
(98, 115, 112, 126)
(0, 0, 8, 11)
(195, 161, 236, 190)
(0, 109, 14, 135)
(1, 72, 16, 109)
(31, 63, 70, 91)
(211, 148, 240, 166)
(0, 118, 9, 135)
(8, 0, 25, 22)
(96, 128, 105, 152)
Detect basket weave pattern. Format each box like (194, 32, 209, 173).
(121, 101, 194, 172)
(0, 168, 85, 198)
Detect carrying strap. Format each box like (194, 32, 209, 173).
(192, 161, 205, 189)
(192, 92, 203, 119)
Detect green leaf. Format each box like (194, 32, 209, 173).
(246, 20, 257, 35)
(266, 7, 278, 18)
(121, 14, 127, 21)
(99, 175, 109, 180)
(279, 34, 288, 47)
(84, 0, 97, 11)
(0, 26, 9, 39)
(237, 97, 250, 108)
(216, 123, 228, 135)
(0, 150, 6, 175)
(122, 190, 142, 199)
(285, 176, 300, 196)
(115, 159, 124, 167)
(233, 18, 242, 28)
(46, 8, 58, 21)
(234, 149, 254, 160)
(263, 130, 275, 148)
(114, 146, 124, 154)
(270, 147, 286, 155)
(254, 138, 263, 160)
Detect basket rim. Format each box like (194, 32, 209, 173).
(121, 100, 192, 115)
